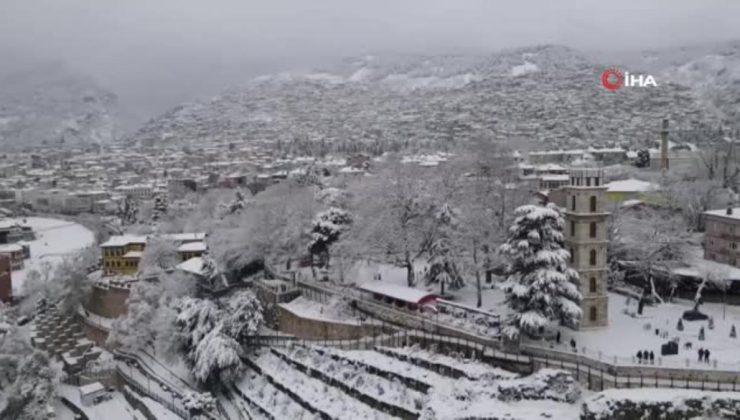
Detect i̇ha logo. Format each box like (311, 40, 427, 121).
(601, 68, 657, 91)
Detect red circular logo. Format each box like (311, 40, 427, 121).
(601, 68, 624, 91)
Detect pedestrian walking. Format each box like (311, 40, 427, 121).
(570, 338, 576, 351)
(649, 351, 655, 364)
(698, 348, 704, 362)
(637, 350, 643, 363)
(556, 331, 561, 344)
(705, 349, 711, 363)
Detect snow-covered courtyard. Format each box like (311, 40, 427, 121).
(6, 217, 95, 295)
(544, 292, 740, 370)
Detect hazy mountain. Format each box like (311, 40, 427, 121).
(126, 45, 718, 154)
(0, 60, 123, 151)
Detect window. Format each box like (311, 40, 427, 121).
(571, 196, 576, 211)
(570, 221, 576, 236)
(589, 249, 597, 266)
(590, 222, 597, 238)
(590, 196, 597, 212)
(586, 177, 591, 187)
(594, 177, 600, 186)
(732, 242, 737, 250)
(590, 306, 598, 322)
(589, 277, 597, 293)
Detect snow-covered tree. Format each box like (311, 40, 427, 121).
(308, 207, 353, 268)
(108, 279, 162, 352)
(182, 391, 216, 419)
(118, 196, 139, 225)
(0, 350, 57, 420)
(138, 237, 179, 277)
(425, 203, 464, 294)
(151, 193, 169, 222)
(634, 149, 650, 168)
(174, 290, 262, 384)
(218, 190, 249, 219)
(499, 203, 582, 339)
(191, 325, 243, 383)
(222, 290, 263, 342)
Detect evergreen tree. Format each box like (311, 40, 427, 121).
(634, 149, 650, 168)
(425, 203, 464, 293)
(118, 196, 139, 225)
(499, 203, 582, 339)
(152, 193, 168, 221)
(308, 207, 353, 268)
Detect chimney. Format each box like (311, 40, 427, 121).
(660, 119, 669, 173)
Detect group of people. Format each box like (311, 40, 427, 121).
(698, 348, 712, 363)
(636, 350, 655, 364)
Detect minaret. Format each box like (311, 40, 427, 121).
(564, 168, 609, 328)
(660, 119, 669, 173)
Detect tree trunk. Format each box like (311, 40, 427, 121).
(405, 250, 415, 287)
(473, 239, 482, 308)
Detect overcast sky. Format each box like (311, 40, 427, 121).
(2, 0, 740, 119)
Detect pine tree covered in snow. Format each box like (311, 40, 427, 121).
(174, 290, 263, 384)
(425, 203, 465, 294)
(118, 196, 139, 225)
(151, 193, 169, 221)
(499, 204, 582, 339)
(308, 207, 353, 267)
(222, 290, 264, 342)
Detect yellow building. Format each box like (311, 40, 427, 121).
(101, 235, 147, 276)
(101, 233, 207, 276)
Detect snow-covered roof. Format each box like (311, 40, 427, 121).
(357, 282, 438, 304)
(540, 175, 569, 181)
(177, 241, 207, 252)
(167, 232, 206, 243)
(177, 257, 205, 276)
(79, 382, 105, 396)
(100, 234, 147, 247)
(122, 251, 143, 259)
(704, 208, 740, 221)
(606, 178, 656, 193)
(0, 244, 23, 253)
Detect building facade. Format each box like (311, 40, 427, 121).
(704, 208, 740, 267)
(564, 168, 609, 328)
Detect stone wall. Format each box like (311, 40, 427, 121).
(79, 316, 110, 347)
(86, 285, 130, 319)
(277, 304, 385, 340)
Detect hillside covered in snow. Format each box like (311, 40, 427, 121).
(0, 60, 123, 150)
(126, 45, 719, 154)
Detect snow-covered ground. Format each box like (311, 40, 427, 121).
(57, 384, 142, 420)
(8, 217, 95, 295)
(542, 292, 740, 370)
(280, 295, 370, 325)
(241, 345, 584, 420)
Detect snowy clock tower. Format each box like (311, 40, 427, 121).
(564, 168, 609, 328)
